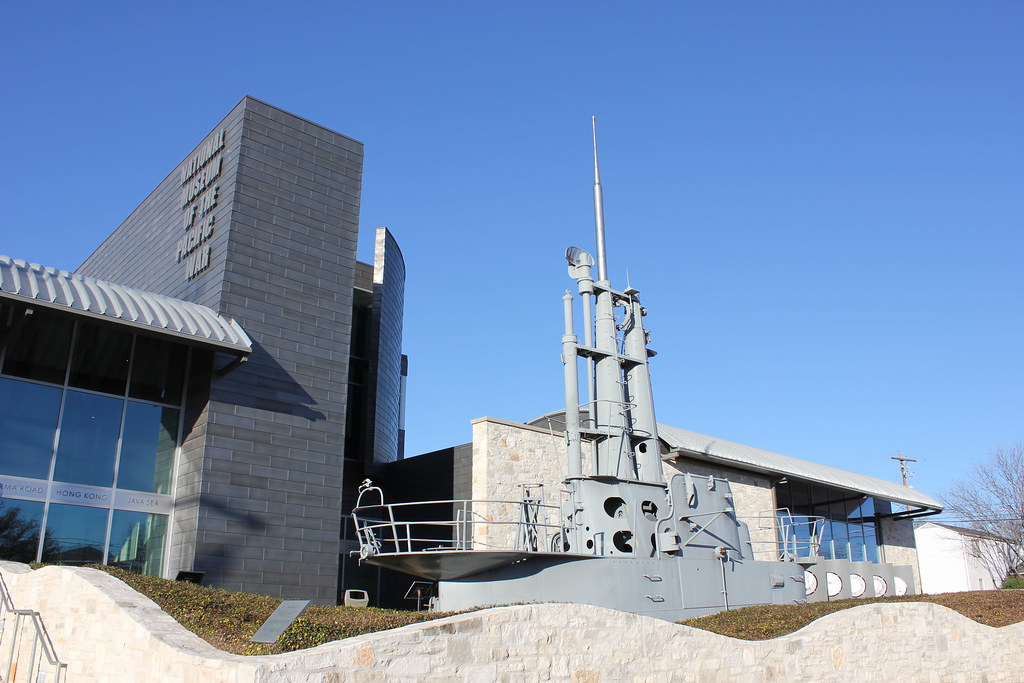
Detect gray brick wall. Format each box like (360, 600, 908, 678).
(77, 103, 245, 308)
(76, 96, 367, 602)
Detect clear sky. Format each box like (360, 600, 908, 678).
(1, 2, 1020, 505)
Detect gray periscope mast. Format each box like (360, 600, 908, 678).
(352, 120, 808, 620)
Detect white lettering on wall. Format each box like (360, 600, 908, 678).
(172, 129, 226, 281)
(179, 128, 225, 186)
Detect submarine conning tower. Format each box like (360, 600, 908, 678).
(561, 117, 663, 486)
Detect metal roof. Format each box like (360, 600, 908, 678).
(0, 256, 251, 353)
(526, 410, 941, 510)
(658, 423, 943, 511)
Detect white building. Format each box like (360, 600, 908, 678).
(915, 521, 1007, 593)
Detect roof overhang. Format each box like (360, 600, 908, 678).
(1, 256, 252, 354)
(659, 423, 943, 512)
(525, 410, 942, 512)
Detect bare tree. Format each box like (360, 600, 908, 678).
(941, 442, 1024, 584)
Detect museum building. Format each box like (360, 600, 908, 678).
(0, 97, 406, 603)
(1, 97, 943, 607)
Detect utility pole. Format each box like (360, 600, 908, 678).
(891, 450, 917, 486)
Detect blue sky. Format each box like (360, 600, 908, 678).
(1, 2, 1020, 504)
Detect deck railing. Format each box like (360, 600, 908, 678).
(353, 497, 566, 556)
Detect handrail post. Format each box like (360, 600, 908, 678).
(7, 611, 21, 683)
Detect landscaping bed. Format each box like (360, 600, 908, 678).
(88, 565, 1024, 653)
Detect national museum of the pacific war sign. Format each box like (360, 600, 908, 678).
(174, 128, 225, 280)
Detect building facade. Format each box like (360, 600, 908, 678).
(390, 412, 940, 597)
(1, 97, 943, 609)
(916, 522, 1008, 593)
(0, 97, 406, 603)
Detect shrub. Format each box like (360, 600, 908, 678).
(1002, 576, 1024, 590)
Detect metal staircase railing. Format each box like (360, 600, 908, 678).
(0, 573, 67, 683)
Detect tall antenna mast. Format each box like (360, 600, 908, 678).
(592, 116, 609, 282)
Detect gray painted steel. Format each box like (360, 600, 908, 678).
(803, 558, 914, 601)
(0, 255, 251, 353)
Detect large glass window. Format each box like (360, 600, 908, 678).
(41, 503, 109, 565)
(68, 322, 131, 395)
(130, 336, 186, 404)
(0, 378, 61, 479)
(0, 499, 45, 564)
(108, 510, 168, 576)
(53, 391, 122, 487)
(117, 403, 178, 493)
(1, 308, 73, 384)
(776, 480, 882, 563)
(0, 308, 190, 576)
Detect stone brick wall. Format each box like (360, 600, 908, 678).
(469, 418, 593, 549)
(880, 515, 922, 589)
(468, 419, 782, 560)
(3, 563, 1021, 683)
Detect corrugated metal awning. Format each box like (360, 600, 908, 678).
(0, 255, 251, 354)
(658, 423, 942, 511)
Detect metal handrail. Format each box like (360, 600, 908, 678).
(353, 498, 566, 556)
(755, 509, 825, 561)
(0, 573, 68, 683)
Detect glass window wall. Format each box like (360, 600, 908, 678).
(53, 390, 123, 488)
(776, 480, 880, 563)
(117, 403, 178, 493)
(130, 335, 186, 404)
(0, 499, 46, 564)
(0, 378, 61, 479)
(108, 510, 168, 576)
(41, 503, 110, 565)
(1, 306, 73, 384)
(68, 321, 132, 395)
(0, 305, 189, 576)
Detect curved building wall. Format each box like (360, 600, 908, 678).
(368, 227, 406, 467)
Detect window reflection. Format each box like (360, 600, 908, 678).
(117, 403, 178, 493)
(53, 391, 122, 487)
(0, 378, 61, 479)
(130, 336, 186, 404)
(108, 510, 167, 576)
(68, 322, 131, 395)
(1, 307, 73, 384)
(41, 503, 109, 565)
(0, 499, 46, 563)
(0, 307, 189, 577)
(776, 480, 881, 563)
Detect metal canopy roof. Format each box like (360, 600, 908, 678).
(526, 410, 941, 510)
(0, 256, 252, 354)
(658, 423, 943, 511)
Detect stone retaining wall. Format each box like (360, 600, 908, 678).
(1, 562, 1020, 682)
